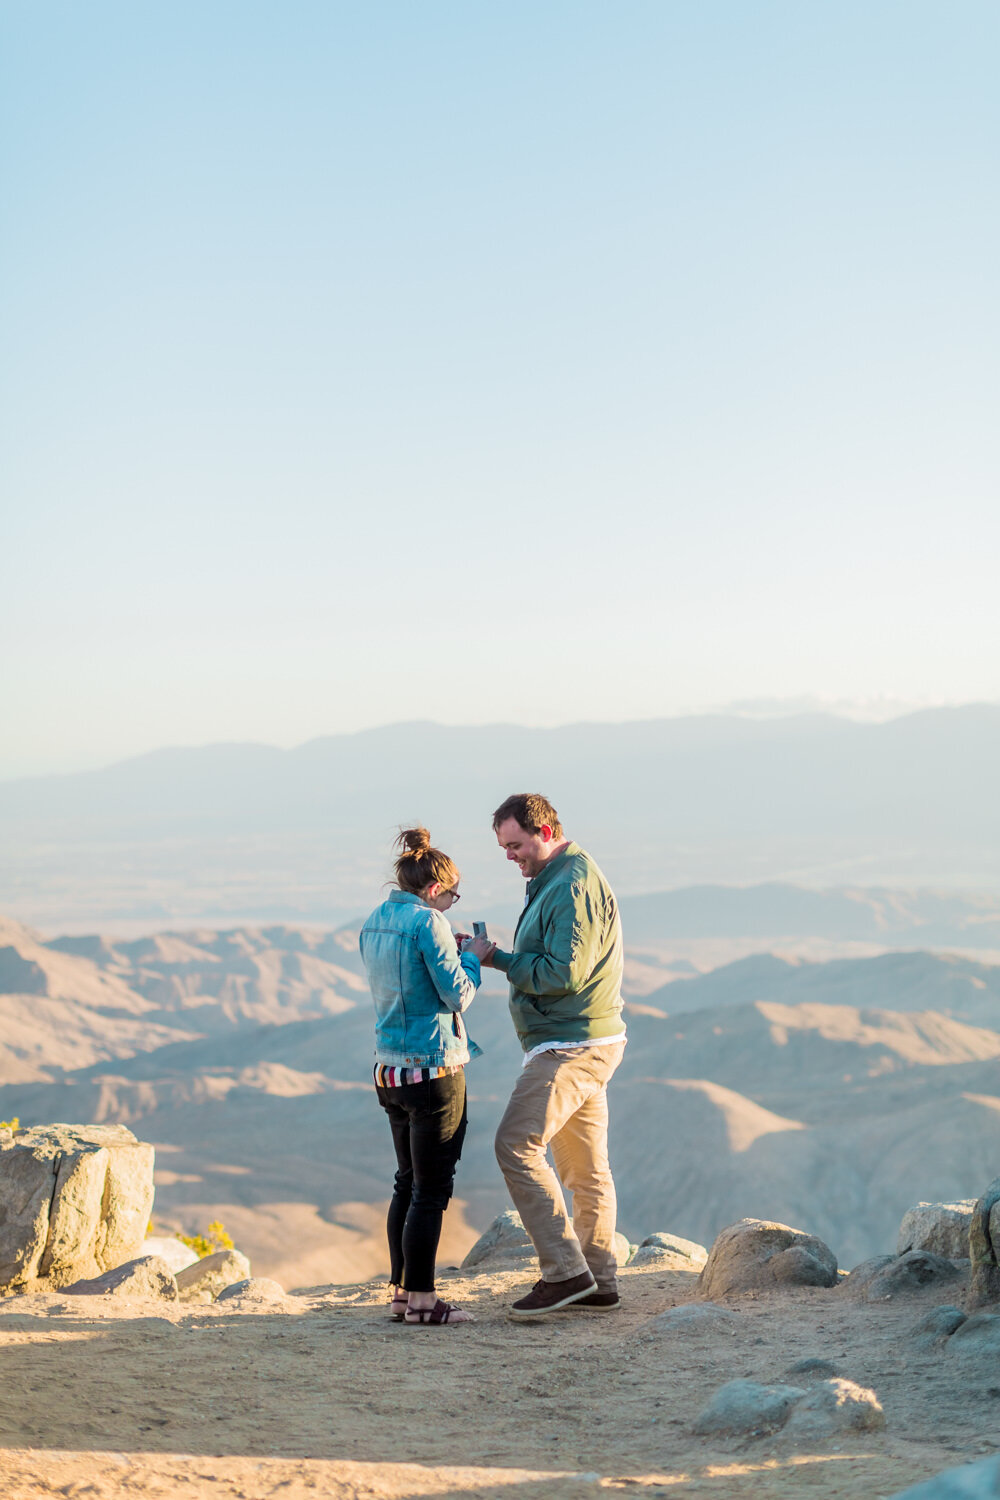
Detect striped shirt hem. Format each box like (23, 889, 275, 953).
(374, 1062, 464, 1088)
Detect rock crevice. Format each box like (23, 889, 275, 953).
(1, 1124, 154, 1291)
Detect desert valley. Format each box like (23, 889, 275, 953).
(3, 883, 1000, 1286)
(3, 714, 1000, 1498)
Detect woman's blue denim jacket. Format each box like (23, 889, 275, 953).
(360, 889, 483, 1067)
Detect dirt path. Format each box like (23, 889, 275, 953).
(0, 1263, 992, 1498)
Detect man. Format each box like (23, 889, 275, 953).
(484, 792, 626, 1317)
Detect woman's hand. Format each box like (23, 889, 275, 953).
(462, 936, 496, 965)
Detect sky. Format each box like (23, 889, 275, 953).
(2, 1, 998, 780)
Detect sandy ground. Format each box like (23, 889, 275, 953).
(1, 1261, 996, 1500)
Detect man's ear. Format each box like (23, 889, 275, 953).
(539, 824, 553, 842)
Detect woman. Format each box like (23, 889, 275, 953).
(360, 827, 494, 1326)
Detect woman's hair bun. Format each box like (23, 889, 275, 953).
(395, 826, 432, 859)
(392, 825, 459, 896)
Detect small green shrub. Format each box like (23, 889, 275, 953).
(0, 1118, 19, 1132)
(176, 1219, 234, 1259)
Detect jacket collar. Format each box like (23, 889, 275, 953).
(525, 841, 581, 900)
(388, 889, 429, 907)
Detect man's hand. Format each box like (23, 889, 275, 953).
(462, 936, 496, 965)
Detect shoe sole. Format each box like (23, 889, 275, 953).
(563, 1300, 621, 1312)
(508, 1282, 598, 1318)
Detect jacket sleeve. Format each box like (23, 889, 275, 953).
(416, 911, 481, 1013)
(493, 881, 602, 998)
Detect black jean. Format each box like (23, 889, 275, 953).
(375, 1069, 468, 1293)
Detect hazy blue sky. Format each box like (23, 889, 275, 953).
(2, 1, 998, 778)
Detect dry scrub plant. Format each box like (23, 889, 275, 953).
(176, 1220, 235, 1259)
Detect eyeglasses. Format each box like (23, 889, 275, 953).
(447, 890, 461, 902)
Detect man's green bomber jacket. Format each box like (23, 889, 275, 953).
(491, 841, 625, 1052)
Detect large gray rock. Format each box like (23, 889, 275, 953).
(461, 1209, 630, 1271)
(945, 1312, 1000, 1358)
(898, 1202, 976, 1259)
(612, 1231, 634, 1267)
(175, 1248, 251, 1304)
(699, 1219, 838, 1299)
(839, 1256, 896, 1296)
(968, 1177, 1000, 1311)
(142, 1236, 199, 1274)
(215, 1277, 288, 1306)
(843, 1251, 962, 1303)
(650, 1302, 738, 1331)
(462, 1210, 534, 1269)
(630, 1232, 708, 1270)
(888, 1455, 1000, 1498)
(782, 1378, 885, 1439)
(909, 1306, 967, 1350)
(693, 1379, 805, 1437)
(62, 1255, 178, 1301)
(784, 1357, 839, 1380)
(0, 1124, 155, 1290)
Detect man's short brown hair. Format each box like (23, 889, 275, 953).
(492, 793, 564, 839)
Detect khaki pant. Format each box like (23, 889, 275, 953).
(494, 1040, 625, 1290)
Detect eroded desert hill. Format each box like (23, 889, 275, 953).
(2, 916, 999, 1283)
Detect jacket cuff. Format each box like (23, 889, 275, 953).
(460, 952, 482, 985)
(492, 948, 512, 975)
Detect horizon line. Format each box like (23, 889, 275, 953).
(2, 699, 999, 789)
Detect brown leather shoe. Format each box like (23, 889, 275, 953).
(509, 1271, 597, 1317)
(564, 1289, 621, 1311)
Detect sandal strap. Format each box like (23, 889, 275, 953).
(405, 1299, 455, 1324)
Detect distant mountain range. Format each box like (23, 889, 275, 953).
(2, 707, 999, 927)
(642, 947, 1000, 1023)
(619, 884, 1000, 948)
(2, 914, 1000, 1281)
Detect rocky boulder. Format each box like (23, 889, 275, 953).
(0, 1124, 155, 1291)
(461, 1210, 631, 1271)
(898, 1201, 976, 1259)
(650, 1302, 738, 1331)
(62, 1255, 178, 1300)
(216, 1277, 288, 1306)
(838, 1256, 895, 1297)
(782, 1377, 885, 1439)
(888, 1455, 1000, 1498)
(784, 1357, 839, 1380)
(908, 1306, 967, 1350)
(630, 1232, 708, 1270)
(176, 1248, 251, 1304)
(968, 1176, 1000, 1311)
(693, 1374, 883, 1443)
(693, 1379, 806, 1437)
(462, 1210, 534, 1269)
(841, 1251, 962, 1303)
(944, 1312, 1000, 1359)
(142, 1236, 199, 1274)
(613, 1231, 633, 1267)
(699, 1219, 838, 1299)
